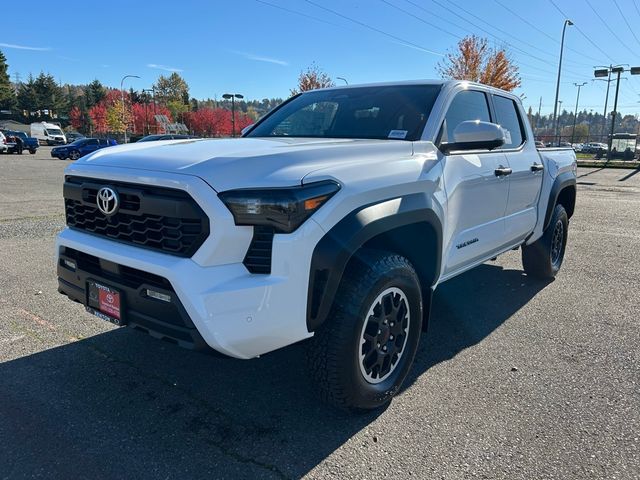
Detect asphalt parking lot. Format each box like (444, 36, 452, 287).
(0, 147, 638, 479)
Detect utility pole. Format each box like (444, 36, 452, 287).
(608, 68, 623, 160)
(594, 65, 640, 159)
(222, 93, 244, 137)
(553, 19, 573, 145)
(120, 74, 140, 143)
(571, 82, 587, 144)
(142, 88, 155, 135)
(537, 96, 542, 128)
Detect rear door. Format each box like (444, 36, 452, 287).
(439, 89, 511, 277)
(492, 95, 543, 243)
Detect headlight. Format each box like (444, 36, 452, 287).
(219, 180, 340, 233)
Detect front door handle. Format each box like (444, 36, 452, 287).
(531, 163, 545, 172)
(494, 166, 513, 177)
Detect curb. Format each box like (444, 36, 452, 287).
(577, 160, 640, 170)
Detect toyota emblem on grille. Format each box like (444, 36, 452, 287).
(96, 187, 119, 216)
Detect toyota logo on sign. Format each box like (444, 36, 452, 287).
(96, 187, 119, 216)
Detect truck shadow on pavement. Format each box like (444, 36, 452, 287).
(0, 264, 549, 479)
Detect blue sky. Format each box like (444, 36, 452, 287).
(3, 0, 640, 116)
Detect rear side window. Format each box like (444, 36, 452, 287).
(440, 90, 491, 143)
(493, 95, 525, 149)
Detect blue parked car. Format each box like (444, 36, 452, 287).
(51, 138, 117, 160)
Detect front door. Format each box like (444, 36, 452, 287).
(439, 89, 510, 277)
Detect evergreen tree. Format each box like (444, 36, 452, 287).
(84, 79, 106, 108)
(0, 49, 17, 111)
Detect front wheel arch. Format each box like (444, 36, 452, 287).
(306, 195, 442, 333)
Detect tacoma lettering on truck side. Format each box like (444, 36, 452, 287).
(56, 80, 577, 411)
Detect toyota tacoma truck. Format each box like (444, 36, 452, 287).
(56, 80, 577, 411)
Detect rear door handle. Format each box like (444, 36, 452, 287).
(531, 163, 544, 172)
(494, 166, 512, 177)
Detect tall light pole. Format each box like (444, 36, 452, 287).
(571, 82, 587, 144)
(222, 93, 244, 137)
(595, 65, 640, 159)
(120, 74, 140, 143)
(553, 19, 573, 145)
(336, 77, 348, 85)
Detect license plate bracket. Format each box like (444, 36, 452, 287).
(87, 280, 126, 326)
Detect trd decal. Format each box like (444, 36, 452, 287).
(456, 237, 479, 249)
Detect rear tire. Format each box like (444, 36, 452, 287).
(522, 203, 568, 279)
(306, 250, 423, 411)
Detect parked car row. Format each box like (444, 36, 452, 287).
(51, 138, 118, 160)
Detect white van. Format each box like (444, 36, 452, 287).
(30, 122, 67, 145)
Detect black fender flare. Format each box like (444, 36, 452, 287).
(306, 193, 443, 332)
(543, 172, 576, 230)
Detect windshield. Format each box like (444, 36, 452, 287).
(247, 85, 442, 141)
(46, 128, 63, 136)
(137, 135, 161, 142)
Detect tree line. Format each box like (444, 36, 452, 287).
(0, 50, 283, 137)
(3, 36, 637, 141)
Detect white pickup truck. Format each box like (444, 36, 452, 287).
(56, 80, 577, 411)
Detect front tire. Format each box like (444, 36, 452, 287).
(306, 250, 423, 411)
(69, 150, 80, 160)
(522, 203, 569, 279)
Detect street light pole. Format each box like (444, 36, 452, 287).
(120, 74, 140, 144)
(571, 82, 587, 144)
(336, 77, 348, 85)
(608, 67, 623, 160)
(222, 93, 244, 137)
(553, 19, 573, 145)
(593, 65, 640, 159)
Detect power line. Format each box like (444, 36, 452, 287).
(254, 0, 342, 28)
(612, 0, 640, 50)
(583, 0, 636, 58)
(425, 0, 587, 78)
(304, 0, 444, 57)
(547, 0, 616, 64)
(399, 0, 583, 79)
(446, 0, 595, 69)
(382, 0, 563, 77)
(634, 0, 640, 21)
(492, 0, 604, 64)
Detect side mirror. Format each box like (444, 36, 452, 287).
(440, 120, 505, 154)
(241, 124, 255, 136)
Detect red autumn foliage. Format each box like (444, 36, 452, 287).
(88, 103, 108, 133)
(185, 108, 253, 137)
(69, 106, 83, 130)
(131, 103, 173, 135)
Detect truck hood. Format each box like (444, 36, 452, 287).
(75, 137, 414, 191)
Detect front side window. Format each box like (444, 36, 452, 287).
(247, 85, 442, 141)
(493, 95, 525, 149)
(439, 90, 491, 144)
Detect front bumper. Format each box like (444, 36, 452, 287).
(54, 165, 323, 359)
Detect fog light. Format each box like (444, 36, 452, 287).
(146, 289, 171, 302)
(63, 259, 76, 271)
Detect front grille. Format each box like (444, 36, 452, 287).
(243, 226, 275, 274)
(64, 176, 209, 257)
